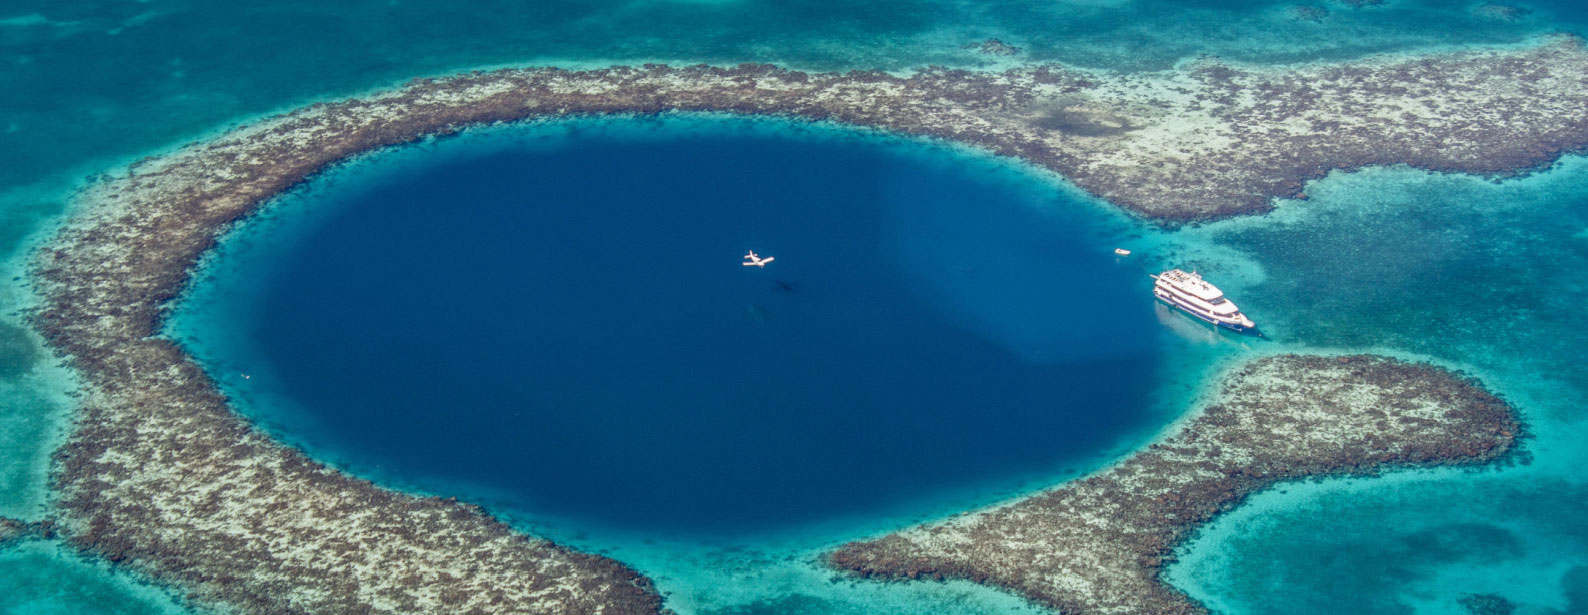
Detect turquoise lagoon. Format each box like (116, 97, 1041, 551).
(1162, 161, 1588, 615)
(0, 540, 192, 615)
(5, 0, 1588, 613)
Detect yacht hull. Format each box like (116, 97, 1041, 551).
(1154, 291, 1258, 335)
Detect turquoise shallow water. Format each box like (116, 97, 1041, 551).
(0, 538, 191, 615)
(5, 0, 1588, 613)
(1160, 161, 1588, 615)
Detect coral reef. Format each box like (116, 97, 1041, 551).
(33, 37, 1588, 225)
(0, 517, 23, 545)
(31, 103, 670, 609)
(963, 38, 1024, 56)
(828, 355, 1519, 615)
(0, 517, 54, 546)
(25, 36, 1571, 614)
(1460, 593, 1518, 615)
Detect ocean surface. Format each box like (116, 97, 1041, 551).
(3, 1, 1588, 614)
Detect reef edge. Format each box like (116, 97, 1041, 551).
(828, 354, 1521, 614)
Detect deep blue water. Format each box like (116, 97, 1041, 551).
(183, 125, 1161, 536)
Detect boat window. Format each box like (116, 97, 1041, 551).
(1209, 297, 1227, 305)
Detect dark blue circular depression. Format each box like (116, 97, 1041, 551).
(188, 124, 1162, 536)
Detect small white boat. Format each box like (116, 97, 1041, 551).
(1114, 248, 1131, 256)
(743, 250, 774, 268)
(1150, 269, 1257, 333)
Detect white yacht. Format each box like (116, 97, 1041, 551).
(1151, 269, 1257, 333)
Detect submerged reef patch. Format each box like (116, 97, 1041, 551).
(829, 355, 1519, 615)
(1474, 4, 1532, 21)
(963, 39, 1024, 57)
(0, 517, 53, 547)
(0, 517, 22, 545)
(22, 36, 1563, 614)
(1460, 593, 1519, 615)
